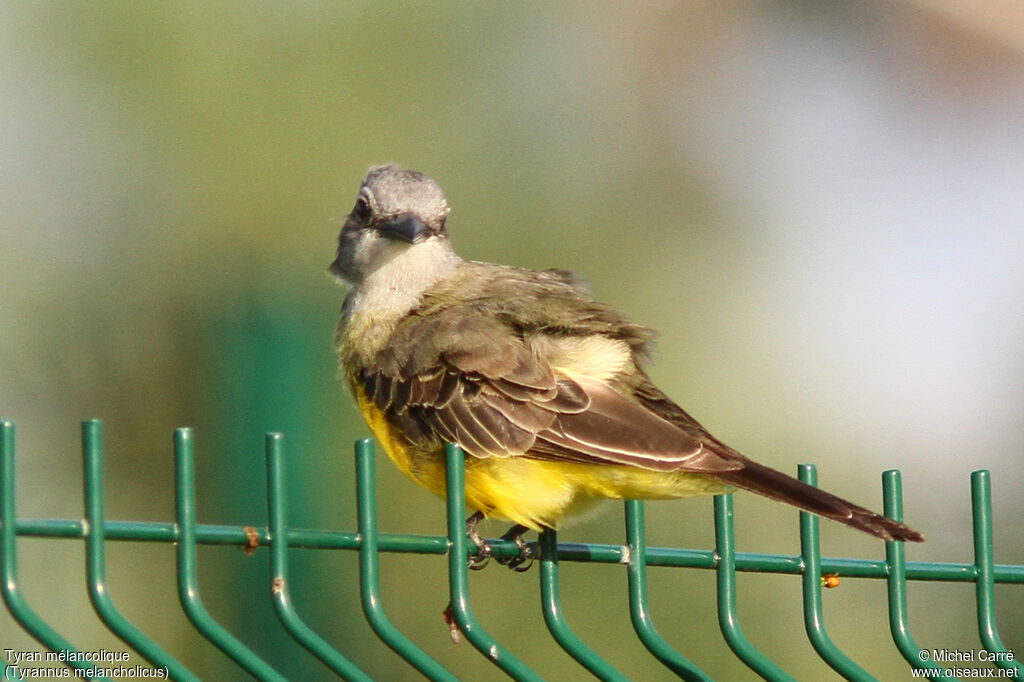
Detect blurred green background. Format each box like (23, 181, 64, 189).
(2, 2, 1022, 680)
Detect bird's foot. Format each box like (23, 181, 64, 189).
(465, 511, 492, 570)
(496, 524, 535, 572)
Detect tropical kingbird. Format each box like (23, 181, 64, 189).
(330, 165, 923, 563)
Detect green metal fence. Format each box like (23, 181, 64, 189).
(1, 419, 1021, 680)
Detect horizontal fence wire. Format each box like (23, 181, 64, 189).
(1, 419, 1022, 681)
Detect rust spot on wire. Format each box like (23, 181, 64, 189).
(442, 604, 462, 645)
(242, 525, 260, 556)
(821, 573, 841, 589)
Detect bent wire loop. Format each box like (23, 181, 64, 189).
(796, 464, 874, 681)
(538, 527, 627, 681)
(173, 427, 287, 681)
(624, 499, 713, 681)
(969, 471, 1023, 676)
(2, 420, 1023, 681)
(353, 438, 456, 681)
(1, 421, 104, 680)
(882, 469, 959, 680)
(712, 493, 795, 681)
(443, 443, 542, 681)
(265, 432, 372, 680)
(82, 420, 197, 682)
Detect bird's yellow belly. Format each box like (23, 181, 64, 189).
(356, 394, 728, 530)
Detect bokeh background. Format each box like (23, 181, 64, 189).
(2, 2, 1022, 680)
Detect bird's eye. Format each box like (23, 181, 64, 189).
(352, 196, 372, 222)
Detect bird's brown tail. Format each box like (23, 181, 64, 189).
(714, 458, 924, 542)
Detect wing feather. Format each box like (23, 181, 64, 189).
(370, 374, 394, 412)
(479, 392, 555, 433)
(408, 367, 444, 405)
(536, 375, 741, 473)
(445, 397, 502, 454)
(435, 371, 460, 408)
(538, 379, 589, 413)
(431, 407, 465, 449)
(491, 378, 555, 402)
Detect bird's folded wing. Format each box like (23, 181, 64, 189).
(533, 375, 742, 472)
(361, 339, 741, 474)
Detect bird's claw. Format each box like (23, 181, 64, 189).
(496, 525, 535, 572)
(464, 514, 534, 571)
(467, 541, 492, 570)
(465, 511, 492, 570)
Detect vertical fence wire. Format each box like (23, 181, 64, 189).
(969, 470, 1023, 676)
(353, 438, 457, 681)
(713, 493, 795, 681)
(265, 431, 372, 680)
(623, 499, 712, 680)
(443, 443, 542, 681)
(0, 420, 106, 680)
(538, 528, 627, 680)
(82, 420, 195, 681)
(882, 469, 959, 680)
(796, 464, 875, 681)
(173, 427, 286, 681)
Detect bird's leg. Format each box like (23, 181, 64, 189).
(442, 511, 491, 644)
(465, 510, 491, 570)
(496, 524, 535, 572)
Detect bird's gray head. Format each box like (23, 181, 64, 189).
(329, 165, 453, 285)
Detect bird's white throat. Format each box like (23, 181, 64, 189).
(343, 237, 462, 326)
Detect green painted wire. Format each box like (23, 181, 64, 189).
(173, 428, 287, 682)
(265, 432, 373, 680)
(353, 438, 457, 682)
(82, 420, 198, 682)
(970, 470, 1023, 675)
(0, 420, 109, 680)
(538, 528, 628, 681)
(623, 500, 712, 680)
(796, 464, 875, 681)
(882, 469, 959, 680)
(443, 443, 542, 681)
(5, 422, 1023, 680)
(713, 493, 796, 682)
(11, 516, 1023, 584)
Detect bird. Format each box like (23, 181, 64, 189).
(329, 164, 923, 567)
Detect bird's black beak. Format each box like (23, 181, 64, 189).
(377, 213, 428, 243)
